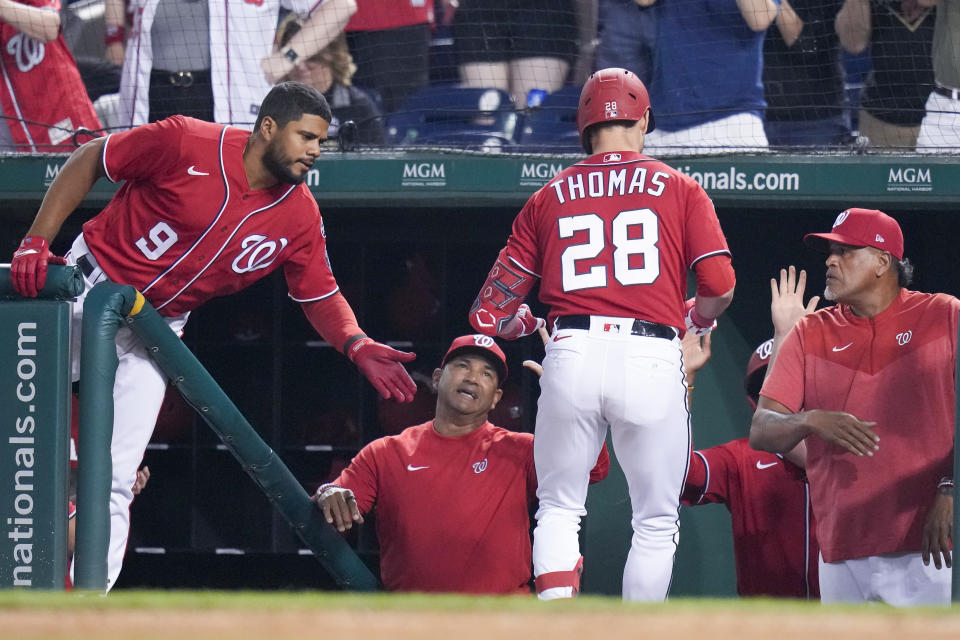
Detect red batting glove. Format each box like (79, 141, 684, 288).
(348, 338, 417, 402)
(11, 235, 66, 298)
(498, 304, 546, 340)
(684, 298, 718, 337)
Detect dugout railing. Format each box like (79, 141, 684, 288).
(1, 150, 958, 597)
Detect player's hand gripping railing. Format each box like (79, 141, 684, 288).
(73, 281, 378, 592)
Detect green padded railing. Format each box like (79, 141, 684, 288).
(75, 282, 378, 592)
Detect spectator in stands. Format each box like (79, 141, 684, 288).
(344, 0, 443, 114)
(276, 15, 385, 145)
(643, 0, 780, 156)
(313, 335, 609, 594)
(835, 0, 935, 149)
(594, 0, 658, 85)
(916, 0, 960, 152)
(105, 0, 356, 128)
(453, 0, 579, 107)
(762, 0, 852, 148)
(0, 0, 101, 151)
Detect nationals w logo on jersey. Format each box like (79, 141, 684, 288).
(6, 33, 45, 73)
(232, 234, 288, 274)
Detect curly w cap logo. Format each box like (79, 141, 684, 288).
(232, 234, 288, 274)
(755, 338, 773, 361)
(472, 458, 488, 474)
(471, 335, 495, 348)
(833, 210, 850, 227)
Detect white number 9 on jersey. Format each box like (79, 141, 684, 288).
(558, 208, 660, 292)
(135, 221, 179, 261)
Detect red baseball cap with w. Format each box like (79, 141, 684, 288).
(441, 334, 508, 385)
(804, 208, 904, 260)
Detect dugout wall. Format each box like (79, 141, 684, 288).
(1, 152, 957, 594)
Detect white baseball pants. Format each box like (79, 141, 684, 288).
(532, 318, 689, 601)
(819, 552, 952, 606)
(67, 234, 187, 591)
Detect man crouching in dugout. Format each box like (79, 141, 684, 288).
(313, 335, 610, 593)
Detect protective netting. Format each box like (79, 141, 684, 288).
(0, 0, 957, 154)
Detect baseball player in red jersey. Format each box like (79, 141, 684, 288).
(468, 68, 736, 601)
(0, 0, 101, 151)
(314, 335, 610, 593)
(751, 208, 957, 605)
(683, 268, 822, 598)
(10, 81, 417, 591)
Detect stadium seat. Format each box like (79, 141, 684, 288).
(386, 85, 518, 151)
(516, 86, 582, 153)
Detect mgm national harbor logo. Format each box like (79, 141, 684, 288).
(887, 167, 933, 193)
(520, 162, 564, 187)
(402, 162, 447, 187)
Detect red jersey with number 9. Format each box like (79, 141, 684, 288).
(81, 116, 339, 317)
(505, 152, 730, 329)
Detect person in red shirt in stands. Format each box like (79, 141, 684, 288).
(0, 0, 101, 151)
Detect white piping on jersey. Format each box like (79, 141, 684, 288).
(142, 125, 232, 295)
(289, 287, 340, 303)
(101, 134, 117, 182)
(0, 56, 36, 151)
(508, 256, 541, 279)
(689, 248, 731, 268)
(693, 450, 710, 505)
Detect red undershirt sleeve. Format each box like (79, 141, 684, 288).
(301, 291, 363, 354)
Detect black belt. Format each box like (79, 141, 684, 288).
(555, 315, 677, 340)
(934, 85, 960, 101)
(151, 69, 211, 88)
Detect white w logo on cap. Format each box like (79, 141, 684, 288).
(833, 211, 850, 227)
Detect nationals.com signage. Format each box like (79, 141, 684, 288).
(0, 300, 71, 589)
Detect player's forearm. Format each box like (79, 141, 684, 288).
(693, 287, 734, 320)
(301, 292, 363, 353)
(735, 0, 778, 31)
(0, 0, 60, 42)
(27, 139, 106, 241)
(835, 0, 870, 53)
(749, 406, 811, 454)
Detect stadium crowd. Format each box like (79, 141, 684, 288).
(1, 0, 957, 152)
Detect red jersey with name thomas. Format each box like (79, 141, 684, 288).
(334, 421, 539, 594)
(683, 438, 819, 598)
(82, 116, 337, 317)
(760, 290, 959, 562)
(0, 0, 101, 151)
(505, 152, 731, 329)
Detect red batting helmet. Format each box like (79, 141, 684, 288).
(577, 67, 655, 153)
(745, 339, 773, 411)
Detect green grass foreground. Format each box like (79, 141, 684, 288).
(0, 590, 959, 616)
